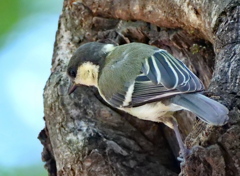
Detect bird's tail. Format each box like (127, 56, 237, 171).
(171, 93, 229, 126)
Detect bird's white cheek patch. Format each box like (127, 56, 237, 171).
(75, 62, 99, 87)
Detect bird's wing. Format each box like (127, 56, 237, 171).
(142, 49, 204, 91)
(129, 75, 180, 107)
(102, 49, 204, 108)
(128, 49, 204, 107)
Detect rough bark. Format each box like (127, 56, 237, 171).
(39, 0, 240, 175)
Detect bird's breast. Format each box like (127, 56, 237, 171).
(119, 102, 183, 123)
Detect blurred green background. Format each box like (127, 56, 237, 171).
(0, 0, 62, 175)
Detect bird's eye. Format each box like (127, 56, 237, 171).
(68, 69, 76, 78)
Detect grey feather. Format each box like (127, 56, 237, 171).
(171, 93, 229, 126)
(143, 50, 204, 91)
(130, 77, 181, 107)
(109, 92, 125, 107)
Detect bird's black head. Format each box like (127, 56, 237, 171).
(67, 42, 115, 79)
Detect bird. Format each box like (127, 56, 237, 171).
(67, 42, 229, 159)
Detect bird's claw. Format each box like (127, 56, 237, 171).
(177, 148, 191, 162)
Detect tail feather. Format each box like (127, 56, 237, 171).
(172, 93, 229, 126)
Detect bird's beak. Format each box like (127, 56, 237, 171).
(68, 83, 78, 95)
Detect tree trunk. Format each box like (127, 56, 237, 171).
(38, 0, 240, 175)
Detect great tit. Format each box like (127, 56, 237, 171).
(67, 42, 229, 158)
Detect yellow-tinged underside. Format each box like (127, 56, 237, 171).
(120, 102, 183, 128)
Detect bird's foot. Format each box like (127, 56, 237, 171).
(177, 148, 191, 162)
